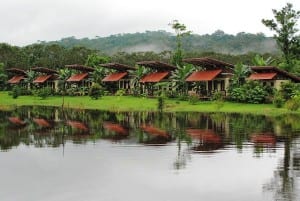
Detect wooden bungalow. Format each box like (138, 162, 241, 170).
(32, 67, 58, 91)
(6, 68, 27, 87)
(183, 57, 234, 97)
(65, 64, 94, 94)
(137, 61, 176, 96)
(100, 63, 136, 94)
(248, 66, 300, 89)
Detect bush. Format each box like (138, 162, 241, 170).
(285, 95, 300, 111)
(188, 95, 199, 105)
(178, 94, 189, 101)
(229, 81, 268, 104)
(157, 96, 165, 112)
(165, 91, 178, 99)
(211, 91, 224, 101)
(37, 87, 52, 99)
(280, 82, 298, 100)
(9, 85, 21, 99)
(273, 92, 284, 108)
(115, 89, 125, 96)
(89, 83, 103, 99)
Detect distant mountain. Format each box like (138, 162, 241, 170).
(44, 30, 278, 55)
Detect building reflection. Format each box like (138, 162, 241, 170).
(102, 121, 129, 141)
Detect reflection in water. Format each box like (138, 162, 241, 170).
(0, 106, 300, 201)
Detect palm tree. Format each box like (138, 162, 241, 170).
(252, 54, 275, 66)
(231, 62, 251, 87)
(24, 70, 37, 90)
(170, 64, 195, 96)
(92, 66, 107, 84)
(130, 66, 150, 95)
(58, 68, 71, 108)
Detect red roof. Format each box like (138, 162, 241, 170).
(103, 122, 128, 135)
(249, 73, 277, 80)
(8, 75, 25, 84)
(102, 72, 128, 82)
(251, 133, 276, 145)
(67, 73, 88, 82)
(33, 75, 53, 83)
(186, 69, 222, 82)
(67, 120, 88, 131)
(139, 72, 169, 83)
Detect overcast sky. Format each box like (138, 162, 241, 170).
(0, 0, 299, 46)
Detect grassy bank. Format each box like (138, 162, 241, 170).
(0, 91, 298, 116)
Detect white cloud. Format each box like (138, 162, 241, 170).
(0, 0, 299, 46)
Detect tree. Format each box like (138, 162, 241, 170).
(23, 70, 37, 90)
(169, 20, 191, 66)
(262, 3, 300, 69)
(58, 68, 72, 108)
(85, 53, 110, 84)
(130, 65, 150, 95)
(230, 62, 251, 88)
(252, 54, 275, 66)
(170, 64, 195, 96)
(0, 62, 7, 90)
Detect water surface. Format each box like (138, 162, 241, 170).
(1, 106, 300, 201)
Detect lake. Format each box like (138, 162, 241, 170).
(0, 106, 300, 201)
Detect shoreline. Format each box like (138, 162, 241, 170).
(0, 92, 299, 116)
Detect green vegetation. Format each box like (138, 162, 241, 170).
(89, 83, 103, 100)
(262, 3, 300, 71)
(169, 20, 191, 66)
(0, 91, 299, 116)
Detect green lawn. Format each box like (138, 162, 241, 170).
(0, 91, 298, 116)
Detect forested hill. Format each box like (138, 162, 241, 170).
(44, 30, 278, 55)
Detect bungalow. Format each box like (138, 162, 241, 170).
(6, 68, 27, 87)
(32, 67, 58, 91)
(100, 62, 136, 94)
(65, 64, 94, 94)
(137, 61, 176, 96)
(248, 66, 300, 89)
(183, 57, 234, 97)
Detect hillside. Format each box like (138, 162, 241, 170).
(44, 30, 278, 55)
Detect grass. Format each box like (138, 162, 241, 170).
(0, 91, 299, 116)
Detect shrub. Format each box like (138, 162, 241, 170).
(157, 96, 165, 112)
(10, 85, 21, 99)
(37, 87, 52, 99)
(165, 91, 178, 99)
(285, 95, 300, 111)
(178, 94, 189, 101)
(229, 81, 268, 104)
(280, 82, 299, 100)
(273, 92, 284, 108)
(89, 83, 103, 99)
(188, 95, 199, 105)
(115, 89, 125, 96)
(211, 91, 224, 101)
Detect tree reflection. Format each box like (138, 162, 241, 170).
(263, 115, 300, 201)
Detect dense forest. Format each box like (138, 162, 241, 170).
(44, 30, 278, 55)
(0, 30, 280, 71)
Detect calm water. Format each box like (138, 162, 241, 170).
(1, 106, 300, 201)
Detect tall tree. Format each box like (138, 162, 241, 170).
(0, 62, 7, 90)
(262, 3, 300, 69)
(85, 53, 110, 84)
(169, 20, 191, 66)
(170, 64, 195, 95)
